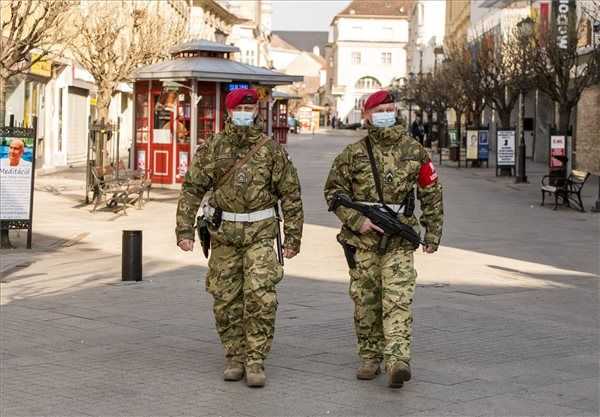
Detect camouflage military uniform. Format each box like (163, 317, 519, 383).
(176, 122, 303, 367)
(324, 124, 443, 369)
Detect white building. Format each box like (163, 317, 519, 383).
(406, 0, 446, 75)
(329, 0, 410, 124)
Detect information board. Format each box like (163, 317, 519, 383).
(478, 130, 489, 161)
(497, 130, 516, 166)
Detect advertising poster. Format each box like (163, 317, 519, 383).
(466, 130, 479, 160)
(448, 128, 458, 148)
(137, 149, 146, 171)
(550, 135, 566, 168)
(478, 130, 489, 161)
(178, 151, 189, 178)
(0, 136, 34, 220)
(497, 130, 516, 166)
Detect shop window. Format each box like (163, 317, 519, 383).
(176, 90, 191, 144)
(135, 91, 149, 144)
(197, 94, 215, 145)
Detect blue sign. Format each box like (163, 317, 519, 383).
(225, 82, 250, 92)
(478, 130, 489, 161)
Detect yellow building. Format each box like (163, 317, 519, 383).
(444, 0, 470, 46)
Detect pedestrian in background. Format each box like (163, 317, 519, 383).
(411, 113, 425, 145)
(324, 90, 443, 388)
(176, 88, 304, 388)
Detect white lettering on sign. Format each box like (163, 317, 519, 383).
(556, 0, 572, 50)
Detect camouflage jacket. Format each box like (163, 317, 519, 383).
(176, 122, 304, 252)
(324, 125, 443, 251)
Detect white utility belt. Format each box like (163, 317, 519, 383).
(357, 202, 405, 214)
(203, 204, 276, 223)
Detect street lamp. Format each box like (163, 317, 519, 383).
(515, 16, 534, 184)
(407, 72, 416, 128)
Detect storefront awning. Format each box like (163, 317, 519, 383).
(133, 57, 303, 86)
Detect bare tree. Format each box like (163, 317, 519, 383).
(529, 6, 600, 132)
(69, 1, 186, 123)
(0, 0, 72, 126)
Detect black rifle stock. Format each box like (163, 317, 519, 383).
(328, 193, 423, 251)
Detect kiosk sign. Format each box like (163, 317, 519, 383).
(550, 135, 566, 168)
(478, 130, 489, 161)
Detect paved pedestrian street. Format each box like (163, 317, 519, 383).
(1, 131, 598, 417)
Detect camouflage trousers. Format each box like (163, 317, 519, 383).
(348, 246, 417, 368)
(206, 238, 283, 367)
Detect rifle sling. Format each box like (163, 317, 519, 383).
(216, 135, 271, 189)
(364, 137, 386, 206)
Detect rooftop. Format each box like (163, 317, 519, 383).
(272, 31, 329, 56)
(334, 0, 411, 20)
(169, 39, 240, 55)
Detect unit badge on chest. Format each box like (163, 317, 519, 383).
(384, 171, 395, 184)
(236, 170, 248, 185)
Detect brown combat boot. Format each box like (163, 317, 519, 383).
(387, 361, 411, 388)
(223, 358, 244, 381)
(245, 363, 266, 388)
(356, 359, 381, 380)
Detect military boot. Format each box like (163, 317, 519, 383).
(245, 363, 266, 388)
(223, 358, 245, 381)
(387, 361, 411, 388)
(356, 359, 381, 380)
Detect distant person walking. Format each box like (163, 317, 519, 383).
(411, 114, 425, 145)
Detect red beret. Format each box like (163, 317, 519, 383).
(225, 88, 258, 110)
(363, 90, 394, 111)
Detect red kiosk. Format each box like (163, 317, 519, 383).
(132, 40, 301, 185)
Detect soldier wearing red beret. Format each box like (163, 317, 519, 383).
(176, 88, 304, 388)
(324, 90, 444, 388)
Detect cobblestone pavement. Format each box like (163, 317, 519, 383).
(1, 131, 598, 417)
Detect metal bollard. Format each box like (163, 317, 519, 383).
(122, 230, 142, 281)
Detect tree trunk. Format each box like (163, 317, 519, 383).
(498, 108, 512, 129)
(558, 102, 572, 133)
(95, 88, 113, 169)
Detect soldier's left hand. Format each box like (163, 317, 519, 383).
(423, 245, 436, 254)
(283, 248, 298, 259)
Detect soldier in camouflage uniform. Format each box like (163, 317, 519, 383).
(176, 88, 303, 388)
(324, 90, 443, 388)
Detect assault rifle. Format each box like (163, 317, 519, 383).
(328, 192, 424, 253)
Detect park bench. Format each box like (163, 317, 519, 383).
(90, 165, 150, 214)
(541, 169, 590, 212)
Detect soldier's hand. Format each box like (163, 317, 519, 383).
(423, 245, 436, 254)
(283, 248, 298, 259)
(358, 218, 385, 235)
(178, 239, 194, 252)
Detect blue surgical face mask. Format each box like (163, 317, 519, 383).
(231, 111, 255, 127)
(371, 111, 396, 128)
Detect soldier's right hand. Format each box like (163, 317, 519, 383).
(178, 239, 194, 252)
(358, 218, 385, 235)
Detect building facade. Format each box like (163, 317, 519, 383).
(406, 0, 446, 75)
(445, 0, 471, 46)
(329, 0, 410, 124)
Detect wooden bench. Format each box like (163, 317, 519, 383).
(90, 165, 149, 214)
(541, 170, 590, 212)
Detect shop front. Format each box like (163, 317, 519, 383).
(132, 40, 301, 185)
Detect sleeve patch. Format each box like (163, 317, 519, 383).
(418, 161, 438, 187)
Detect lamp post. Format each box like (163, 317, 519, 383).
(407, 72, 416, 129)
(515, 16, 534, 184)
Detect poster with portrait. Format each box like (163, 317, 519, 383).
(478, 130, 489, 161)
(448, 128, 458, 148)
(0, 134, 35, 220)
(177, 151, 189, 179)
(466, 130, 479, 160)
(496, 130, 516, 166)
(137, 149, 146, 172)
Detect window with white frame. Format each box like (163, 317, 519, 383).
(352, 51, 361, 65)
(381, 52, 392, 64)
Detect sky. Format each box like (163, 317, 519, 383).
(271, 0, 352, 32)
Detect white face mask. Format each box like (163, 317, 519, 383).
(371, 111, 396, 128)
(231, 111, 255, 127)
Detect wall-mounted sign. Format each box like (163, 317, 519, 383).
(550, 135, 566, 168)
(29, 54, 51, 77)
(466, 129, 479, 160)
(478, 130, 489, 161)
(553, 0, 575, 50)
(497, 130, 516, 166)
(225, 82, 250, 92)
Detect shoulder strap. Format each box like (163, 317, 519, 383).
(364, 137, 385, 205)
(216, 135, 271, 188)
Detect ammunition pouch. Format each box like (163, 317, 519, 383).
(337, 235, 357, 269)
